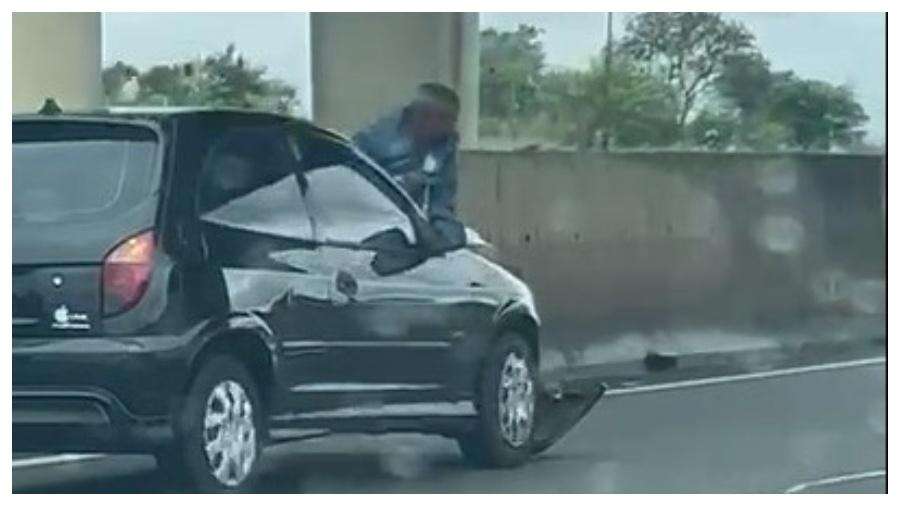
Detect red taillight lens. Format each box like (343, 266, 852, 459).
(102, 230, 155, 316)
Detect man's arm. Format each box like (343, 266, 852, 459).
(427, 140, 458, 220)
(352, 126, 381, 163)
(353, 110, 412, 175)
(424, 142, 466, 250)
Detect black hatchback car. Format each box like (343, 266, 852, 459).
(12, 109, 602, 491)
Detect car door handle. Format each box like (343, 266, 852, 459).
(331, 270, 358, 305)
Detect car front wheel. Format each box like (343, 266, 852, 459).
(457, 332, 536, 468)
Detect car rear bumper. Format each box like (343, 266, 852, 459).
(12, 333, 196, 453)
(13, 387, 174, 452)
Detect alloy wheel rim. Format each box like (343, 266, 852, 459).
(497, 351, 535, 447)
(203, 379, 257, 487)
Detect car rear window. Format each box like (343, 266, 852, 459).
(12, 121, 159, 224)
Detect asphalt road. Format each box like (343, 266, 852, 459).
(13, 359, 885, 493)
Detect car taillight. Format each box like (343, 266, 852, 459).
(102, 230, 155, 316)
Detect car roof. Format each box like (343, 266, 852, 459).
(12, 107, 352, 145)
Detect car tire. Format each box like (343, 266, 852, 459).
(157, 355, 264, 492)
(457, 332, 536, 468)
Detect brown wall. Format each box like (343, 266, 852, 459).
(457, 151, 885, 344)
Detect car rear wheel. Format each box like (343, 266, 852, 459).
(457, 332, 536, 468)
(156, 355, 264, 492)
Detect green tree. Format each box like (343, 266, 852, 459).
(138, 64, 194, 105)
(714, 52, 776, 118)
(102, 44, 299, 114)
(710, 52, 868, 151)
(101, 61, 140, 102)
(622, 13, 757, 130)
(768, 77, 868, 150)
(479, 25, 545, 138)
(201, 44, 294, 109)
(478, 19, 872, 153)
(687, 107, 740, 150)
(541, 55, 680, 149)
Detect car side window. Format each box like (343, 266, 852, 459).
(197, 125, 313, 241)
(300, 139, 416, 246)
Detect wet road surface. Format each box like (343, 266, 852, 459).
(13, 359, 885, 493)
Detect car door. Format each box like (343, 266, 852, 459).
(193, 123, 333, 408)
(285, 137, 463, 406)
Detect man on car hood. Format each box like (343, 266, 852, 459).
(354, 82, 461, 228)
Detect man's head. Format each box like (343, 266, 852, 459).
(404, 82, 460, 148)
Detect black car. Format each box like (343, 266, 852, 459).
(12, 109, 602, 491)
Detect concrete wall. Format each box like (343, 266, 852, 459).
(310, 13, 479, 146)
(12, 12, 103, 113)
(457, 151, 886, 344)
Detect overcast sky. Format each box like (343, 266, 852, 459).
(103, 12, 885, 142)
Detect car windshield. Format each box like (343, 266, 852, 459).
(12, 122, 159, 224)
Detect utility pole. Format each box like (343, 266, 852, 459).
(600, 12, 614, 151)
(604, 12, 613, 71)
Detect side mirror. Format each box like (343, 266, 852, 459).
(362, 228, 427, 276)
(361, 227, 413, 251)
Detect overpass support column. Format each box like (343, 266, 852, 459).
(310, 12, 479, 147)
(12, 13, 103, 113)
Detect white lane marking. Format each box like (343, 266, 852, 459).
(785, 469, 886, 493)
(12, 453, 105, 469)
(606, 356, 885, 397)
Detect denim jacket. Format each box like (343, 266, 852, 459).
(353, 108, 459, 222)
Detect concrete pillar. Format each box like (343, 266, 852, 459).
(456, 13, 481, 149)
(12, 12, 103, 113)
(310, 12, 479, 147)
